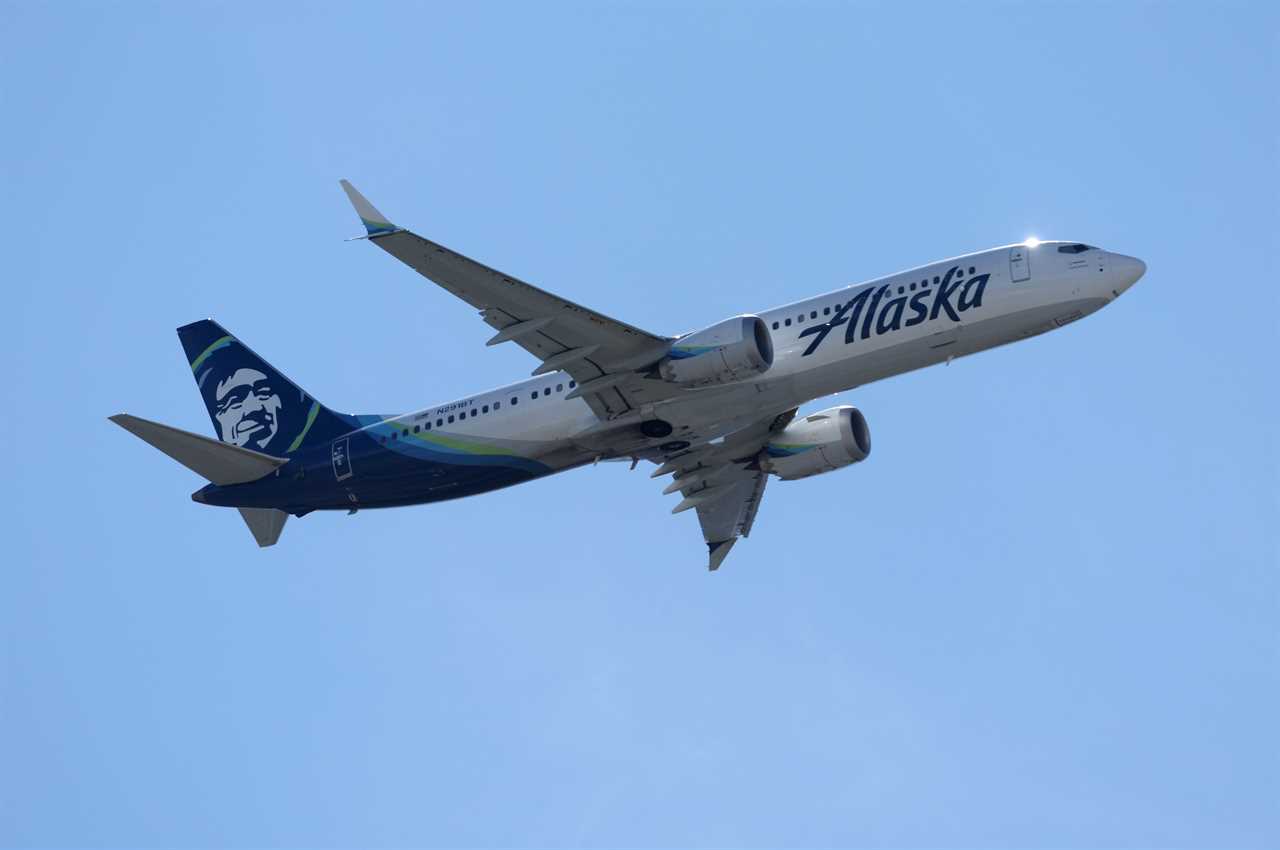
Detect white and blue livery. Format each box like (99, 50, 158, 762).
(111, 181, 1147, 570)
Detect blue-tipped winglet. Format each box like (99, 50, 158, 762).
(339, 179, 399, 237)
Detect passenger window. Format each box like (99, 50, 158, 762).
(543, 388, 550, 396)
(785, 318, 791, 327)
(425, 422, 431, 431)
(512, 397, 518, 405)
(436, 418, 442, 427)
(933, 276, 940, 284)
(968, 266, 976, 274)
(482, 405, 489, 413)
(772, 321, 779, 329)
(494, 401, 501, 410)
(823, 307, 830, 315)
(448, 415, 455, 423)
(556, 383, 563, 392)
(531, 392, 537, 400)
(810, 311, 817, 319)
(568, 381, 576, 389)
(413, 425, 419, 433)
(797, 314, 804, 323)
(909, 282, 916, 291)
(470, 409, 477, 418)
(897, 287, 904, 295)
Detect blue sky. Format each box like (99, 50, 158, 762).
(2, 3, 1276, 847)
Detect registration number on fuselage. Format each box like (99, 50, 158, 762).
(429, 400, 475, 416)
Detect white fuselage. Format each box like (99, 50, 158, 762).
(368, 241, 1145, 474)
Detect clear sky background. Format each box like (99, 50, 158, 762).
(2, 3, 1276, 847)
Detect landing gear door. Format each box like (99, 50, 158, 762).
(1010, 246, 1031, 282)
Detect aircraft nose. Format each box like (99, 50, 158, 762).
(1111, 253, 1147, 290)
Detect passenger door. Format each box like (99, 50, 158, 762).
(1010, 246, 1031, 282)
(331, 436, 353, 482)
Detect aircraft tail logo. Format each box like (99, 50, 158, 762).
(177, 319, 354, 454)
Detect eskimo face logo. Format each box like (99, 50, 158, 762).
(799, 265, 990, 356)
(213, 367, 283, 450)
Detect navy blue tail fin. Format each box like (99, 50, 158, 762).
(178, 320, 356, 456)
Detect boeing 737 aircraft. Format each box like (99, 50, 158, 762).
(112, 181, 1146, 570)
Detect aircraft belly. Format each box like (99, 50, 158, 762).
(948, 298, 1108, 356)
(333, 434, 590, 508)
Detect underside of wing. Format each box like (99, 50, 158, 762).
(340, 180, 680, 419)
(651, 409, 796, 571)
(692, 472, 769, 570)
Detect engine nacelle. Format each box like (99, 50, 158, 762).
(658, 316, 774, 388)
(762, 406, 871, 480)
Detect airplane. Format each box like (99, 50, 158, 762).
(111, 181, 1146, 570)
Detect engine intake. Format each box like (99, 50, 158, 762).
(658, 316, 773, 388)
(762, 406, 871, 480)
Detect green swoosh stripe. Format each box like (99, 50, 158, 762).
(190, 336, 234, 372)
(286, 401, 320, 453)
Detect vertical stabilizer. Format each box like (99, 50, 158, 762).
(177, 320, 356, 456)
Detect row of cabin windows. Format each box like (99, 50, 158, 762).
(379, 379, 578, 443)
(769, 267, 979, 330)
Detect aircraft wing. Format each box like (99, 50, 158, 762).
(341, 180, 678, 420)
(651, 408, 796, 570)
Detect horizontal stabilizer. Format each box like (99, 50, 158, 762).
(238, 508, 288, 547)
(109, 414, 287, 485)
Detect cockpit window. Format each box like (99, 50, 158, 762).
(1057, 243, 1095, 254)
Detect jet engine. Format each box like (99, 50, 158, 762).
(762, 406, 871, 480)
(658, 316, 774, 388)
